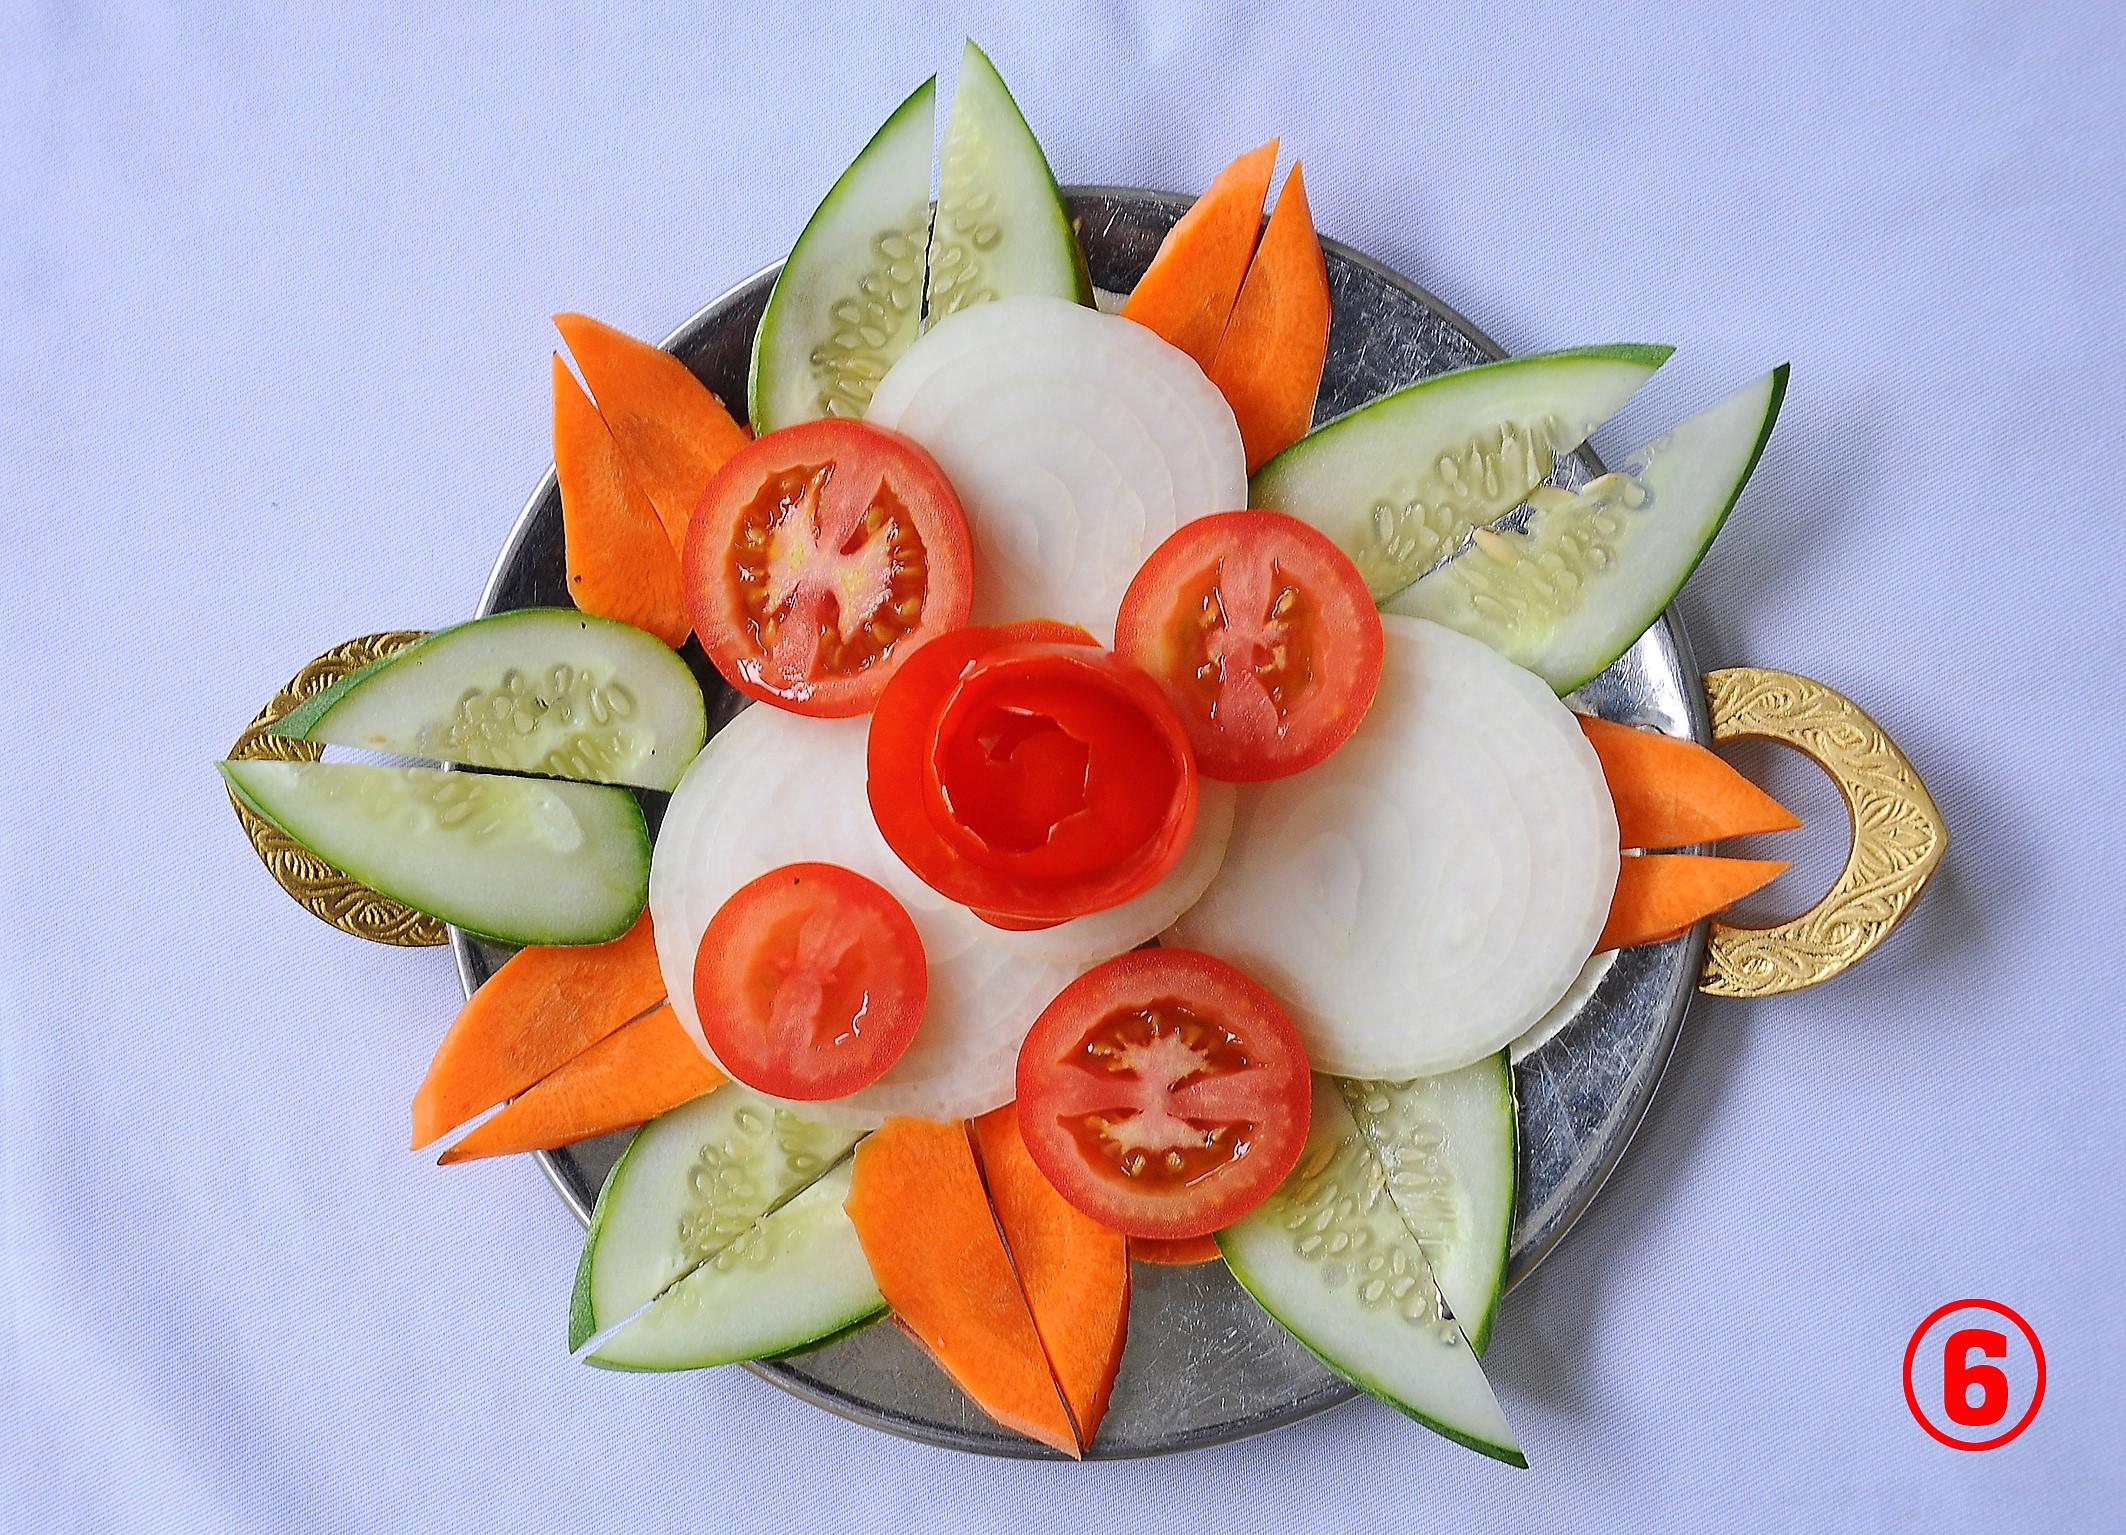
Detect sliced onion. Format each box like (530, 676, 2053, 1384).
(1508, 949, 1618, 1063)
(649, 706, 1095, 1126)
(1170, 617, 1619, 1079)
(865, 296, 1245, 642)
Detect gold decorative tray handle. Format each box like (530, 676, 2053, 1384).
(1698, 666, 1947, 998)
(224, 630, 447, 947)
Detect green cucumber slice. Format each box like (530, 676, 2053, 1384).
(271, 610, 706, 792)
(567, 1088, 861, 1351)
(1388, 367, 1787, 693)
(925, 41, 1090, 323)
(1250, 344, 1673, 600)
(218, 759, 648, 947)
(587, 1160, 883, 1371)
(1218, 1084, 1525, 1466)
(748, 78, 936, 434)
(1341, 1053, 1516, 1356)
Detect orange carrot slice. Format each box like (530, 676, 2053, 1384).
(410, 913, 666, 1150)
(436, 1004, 723, 1163)
(1579, 716, 1802, 850)
(970, 1108, 1129, 1446)
(554, 313, 750, 553)
(1206, 162, 1331, 472)
(1130, 1234, 1223, 1266)
(845, 1118, 1080, 1457)
(552, 354, 688, 648)
(1121, 139, 1279, 368)
(1598, 855, 1789, 951)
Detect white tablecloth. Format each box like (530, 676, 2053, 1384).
(5, 2, 2120, 1528)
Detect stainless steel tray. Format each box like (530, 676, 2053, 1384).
(455, 187, 1708, 1458)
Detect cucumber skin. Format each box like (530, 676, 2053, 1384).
(583, 1300, 888, 1374)
(1216, 1230, 1527, 1469)
(270, 609, 707, 792)
(567, 1123, 643, 1351)
(1541, 362, 1788, 696)
(271, 650, 399, 740)
(576, 1147, 882, 1372)
(941, 41, 1091, 310)
(747, 77, 936, 434)
(1464, 1053, 1516, 1356)
(1391, 363, 1789, 695)
(1252, 341, 1677, 492)
(1350, 1053, 1518, 1356)
(218, 761, 650, 949)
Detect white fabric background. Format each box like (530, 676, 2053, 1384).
(5, 1, 2121, 1529)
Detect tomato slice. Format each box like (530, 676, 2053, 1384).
(1015, 948, 1311, 1239)
(692, 862, 926, 1100)
(868, 629, 1198, 924)
(1115, 511, 1384, 781)
(684, 419, 973, 717)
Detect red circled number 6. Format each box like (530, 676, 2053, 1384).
(1943, 1328, 2010, 1427)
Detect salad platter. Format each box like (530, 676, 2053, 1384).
(222, 43, 1946, 1469)
(456, 191, 1708, 1454)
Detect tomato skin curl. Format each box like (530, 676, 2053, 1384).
(866, 626, 1199, 924)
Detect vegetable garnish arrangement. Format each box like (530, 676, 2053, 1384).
(218, 40, 1948, 1464)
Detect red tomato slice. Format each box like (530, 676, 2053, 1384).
(693, 862, 926, 1100)
(868, 631, 1198, 924)
(684, 419, 973, 717)
(1115, 511, 1383, 781)
(1015, 948, 1311, 1239)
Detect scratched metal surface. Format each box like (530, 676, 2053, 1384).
(456, 187, 1705, 1458)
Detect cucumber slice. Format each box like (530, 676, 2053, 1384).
(1341, 1053, 1516, 1356)
(271, 610, 706, 792)
(218, 759, 648, 946)
(925, 40, 1090, 323)
(568, 1088, 861, 1351)
(1387, 367, 1789, 693)
(748, 78, 936, 434)
(1250, 344, 1673, 600)
(1219, 1085, 1525, 1466)
(587, 1160, 883, 1371)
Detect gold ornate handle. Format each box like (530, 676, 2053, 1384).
(1698, 666, 1947, 998)
(225, 631, 448, 947)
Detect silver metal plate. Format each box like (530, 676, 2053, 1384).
(456, 187, 1705, 1458)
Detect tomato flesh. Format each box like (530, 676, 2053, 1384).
(869, 629, 1198, 924)
(1016, 948, 1311, 1239)
(693, 862, 926, 1100)
(1116, 511, 1383, 781)
(685, 420, 972, 717)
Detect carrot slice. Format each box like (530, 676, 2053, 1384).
(1205, 162, 1331, 472)
(1598, 855, 1789, 951)
(552, 354, 688, 648)
(970, 1108, 1129, 1446)
(1120, 139, 1279, 368)
(1130, 1234, 1223, 1266)
(1579, 716, 1802, 850)
(410, 913, 665, 1150)
(554, 313, 749, 553)
(436, 1004, 723, 1163)
(845, 1118, 1080, 1457)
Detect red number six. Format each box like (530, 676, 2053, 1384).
(1942, 1328, 2009, 1427)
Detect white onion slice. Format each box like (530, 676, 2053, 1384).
(1508, 949, 1619, 1063)
(1170, 617, 1619, 1079)
(649, 706, 1094, 1126)
(866, 296, 1245, 641)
